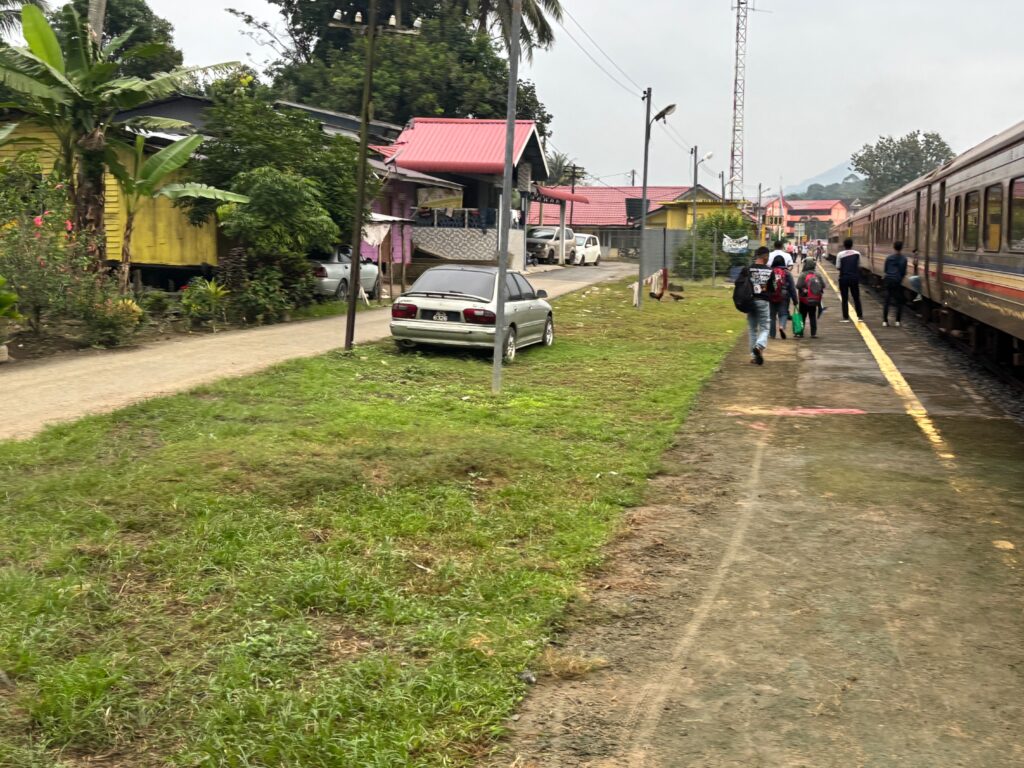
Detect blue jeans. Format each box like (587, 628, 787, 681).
(768, 301, 789, 337)
(747, 300, 770, 353)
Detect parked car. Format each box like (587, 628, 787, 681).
(390, 266, 554, 362)
(309, 246, 381, 300)
(527, 226, 575, 264)
(573, 234, 601, 266)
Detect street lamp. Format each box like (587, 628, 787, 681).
(330, 3, 421, 351)
(690, 147, 712, 279)
(637, 92, 676, 308)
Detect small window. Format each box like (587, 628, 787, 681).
(963, 191, 980, 252)
(512, 274, 535, 299)
(505, 274, 522, 301)
(952, 197, 962, 250)
(1010, 178, 1024, 251)
(984, 185, 1002, 252)
(930, 202, 938, 242)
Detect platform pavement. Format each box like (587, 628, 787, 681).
(500, 266, 1024, 767)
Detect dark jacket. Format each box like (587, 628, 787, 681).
(749, 263, 773, 301)
(884, 252, 908, 283)
(836, 249, 861, 281)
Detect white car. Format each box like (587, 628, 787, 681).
(573, 234, 601, 266)
(309, 247, 381, 300)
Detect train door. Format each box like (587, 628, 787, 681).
(937, 181, 947, 303)
(914, 191, 922, 275)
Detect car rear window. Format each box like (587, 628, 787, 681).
(409, 269, 495, 300)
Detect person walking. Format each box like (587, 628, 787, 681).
(770, 240, 793, 271)
(883, 240, 908, 327)
(796, 258, 826, 338)
(767, 255, 798, 339)
(835, 237, 864, 323)
(746, 246, 774, 365)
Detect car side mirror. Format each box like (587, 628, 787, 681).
(536, 289, 548, 299)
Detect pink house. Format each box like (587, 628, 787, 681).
(763, 198, 849, 238)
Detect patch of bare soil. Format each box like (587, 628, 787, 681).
(490, 337, 1024, 767)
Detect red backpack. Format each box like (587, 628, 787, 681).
(801, 272, 824, 304)
(767, 266, 788, 302)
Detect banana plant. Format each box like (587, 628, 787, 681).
(0, 4, 239, 257)
(105, 134, 249, 291)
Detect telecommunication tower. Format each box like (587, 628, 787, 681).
(728, 1, 749, 204)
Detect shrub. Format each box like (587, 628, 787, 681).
(80, 297, 144, 348)
(230, 268, 290, 325)
(180, 278, 230, 330)
(138, 289, 172, 318)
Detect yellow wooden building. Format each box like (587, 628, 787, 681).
(1, 122, 219, 273)
(645, 187, 737, 230)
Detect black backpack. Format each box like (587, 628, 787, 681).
(733, 267, 755, 312)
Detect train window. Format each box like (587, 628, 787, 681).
(952, 197, 962, 250)
(1010, 178, 1024, 251)
(963, 191, 980, 251)
(930, 202, 938, 243)
(983, 185, 1002, 252)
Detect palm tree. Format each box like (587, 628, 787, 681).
(0, 0, 49, 38)
(461, 0, 563, 58)
(107, 134, 249, 290)
(0, 4, 236, 258)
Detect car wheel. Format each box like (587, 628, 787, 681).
(503, 327, 517, 363)
(547, 250, 555, 264)
(336, 278, 349, 301)
(395, 340, 416, 353)
(368, 277, 381, 300)
(569, 250, 576, 264)
(542, 315, 554, 347)
(593, 256, 600, 267)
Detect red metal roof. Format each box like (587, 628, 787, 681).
(535, 186, 590, 204)
(785, 199, 844, 211)
(527, 186, 690, 227)
(385, 118, 542, 176)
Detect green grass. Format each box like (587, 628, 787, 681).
(291, 295, 388, 321)
(0, 282, 743, 767)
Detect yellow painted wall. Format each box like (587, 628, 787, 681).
(2, 122, 219, 266)
(647, 200, 727, 230)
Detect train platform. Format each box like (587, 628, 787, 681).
(499, 268, 1024, 766)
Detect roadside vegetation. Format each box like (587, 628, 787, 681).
(0, 282, 742, 766)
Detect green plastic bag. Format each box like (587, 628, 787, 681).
(791, 307, 804, 336)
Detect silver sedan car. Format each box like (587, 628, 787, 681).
(390, 266, 554, 362)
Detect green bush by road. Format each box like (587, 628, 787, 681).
(0, 282, 742, 767)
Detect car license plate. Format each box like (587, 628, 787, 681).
(432, 311, 448, 321)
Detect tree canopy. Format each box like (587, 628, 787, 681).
(851, 131, 955, 201)
(272, 11, 553, 136)
(51, 0, 184, 78)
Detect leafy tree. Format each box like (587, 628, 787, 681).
(273, 13, 553, 136)
(0, 0, 49, 37)
(788, 174, 867, 202)
(183, 89, 363, 238)
(0, 5, 234, 257)
(106, 134, 249, 290)
(545, 150, 585, 185)
(851, 131, 955, 201)
(454, 0, 563, 58)
(51, 0, 184, 78)
(675, 210, 753, 280)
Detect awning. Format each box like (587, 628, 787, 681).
(533, 186, 590, 204)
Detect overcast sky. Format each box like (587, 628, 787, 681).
(148, 0, 1024, 196)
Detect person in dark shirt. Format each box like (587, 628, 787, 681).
(747, 246, 774, 365)
(882, 240, 908, 327)
(767, 255, 799, 339)
(834, 237, 864, 322)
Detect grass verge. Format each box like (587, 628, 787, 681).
(0, 281, 742, 767)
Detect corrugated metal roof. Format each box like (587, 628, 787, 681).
(386, 118, 542, 176)
(527, 186, 690, 227)
(785, 199, 844, 211)
(535, 186, 590, 204)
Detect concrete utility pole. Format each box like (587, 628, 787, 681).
(637, 88, 652, 309)
(691, 146, 699, 279)
(491, 0, 521, 393)
(88, 0, 107, 36)
(569, 164, 579, 227)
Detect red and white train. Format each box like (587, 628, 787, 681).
(829, 121, 1024, 362)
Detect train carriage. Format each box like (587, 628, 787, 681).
(830, 121, 1024, 361)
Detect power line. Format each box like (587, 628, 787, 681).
(560, 6, 644, 92)
(550, 15, 640, 100)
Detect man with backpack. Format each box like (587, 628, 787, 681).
(770, 240, 793, 270)
(835, 237, 864, 323)
(734, 246, 774, 365)
(883, 241, 908, 327)
(767, 255, 798, 339)
(796, 258, 826, 338)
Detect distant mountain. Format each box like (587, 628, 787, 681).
(784, 161, 861, 196)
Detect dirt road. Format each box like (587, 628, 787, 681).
(498, 280, 1024, 766)
(1, 264, 632, 441)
